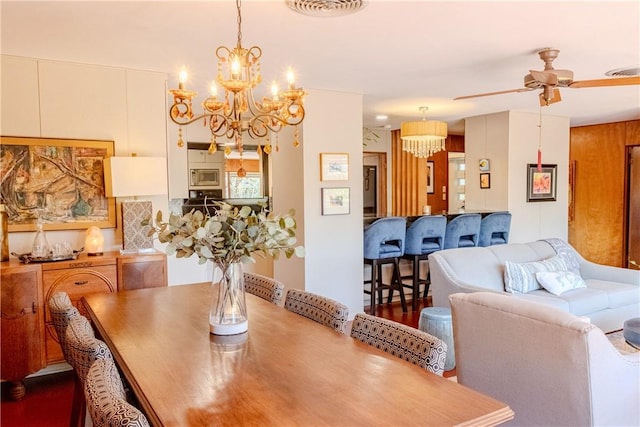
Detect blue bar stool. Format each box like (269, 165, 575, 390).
(443, 213, 481, 249)
(478, 212, 512, 247)
(364, 217, 408, 314)
(401, 215, 446, 311)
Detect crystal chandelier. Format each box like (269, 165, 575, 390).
(400, 107, 448, 158)
(168, 0, 306, 170)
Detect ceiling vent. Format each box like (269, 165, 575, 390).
(285, 0, 367, 17)
(605, 66, 640, 77)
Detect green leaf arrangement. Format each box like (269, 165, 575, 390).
(145, 202, 304, 271)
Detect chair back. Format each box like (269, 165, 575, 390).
(284, 289, 349, 333)
(478, 212, 512, 247)
(449, 292, 640, 426)
(443, 213, 481, 249)
(85, 358, 150, 427)
(66, 315, 113, 383)
(350, 313, 447, 375)
(363, 217, 406, 260)
(404, 215, 446, 256)
(48, 291, 81, 363)
(243, 272, 285, 305)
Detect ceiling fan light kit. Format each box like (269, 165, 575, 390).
(400, 107, 448, 159)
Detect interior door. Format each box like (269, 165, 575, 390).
(627, 146, 640, 270)
(363, 166, 377, 216)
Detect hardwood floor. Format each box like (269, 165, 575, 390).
(1, 295, 447, 426)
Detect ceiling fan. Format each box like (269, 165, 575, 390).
(454, 48, 640, 106)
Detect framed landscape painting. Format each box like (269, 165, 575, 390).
(320, 153, 349, 181)
(0, 136, 116, 231)
(526, 163, 557, 202)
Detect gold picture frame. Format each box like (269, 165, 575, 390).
(1, 136, 116, 231)
(320, 153, 349, 181)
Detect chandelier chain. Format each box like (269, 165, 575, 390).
(236, 0, 242, 48)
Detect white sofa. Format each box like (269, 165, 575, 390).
(430, 239, 640, 333)
(449, 292, 640, 427)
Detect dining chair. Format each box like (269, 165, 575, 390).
(363, 216, 408, 314)
(350, 313, 447, 375)
(478, 212, 512, 247)
(243, 272, 285, 305)
(66, 314, 113, 427)
(284, 289, 349, 333)
(48, 291, 81, 363)
(443, 213, 482, 249)
(85, 358, 150, 427)
(401, 215, 447, 310)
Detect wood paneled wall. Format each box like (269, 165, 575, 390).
(569, 120, 639, 266)
(391, 131, 464, 215)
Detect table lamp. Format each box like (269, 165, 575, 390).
(104, 155, 168, 253)
(85, 226, 104, 256)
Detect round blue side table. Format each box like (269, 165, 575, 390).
(419, 307, 455, 371)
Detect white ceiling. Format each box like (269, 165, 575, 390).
(2, 1, 639, 135)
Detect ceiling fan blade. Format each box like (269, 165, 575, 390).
(454, 87, 533, 100)
(569, 76, 640, 88)
(539, 88, 561, 106)
(530, 70, 558, 86)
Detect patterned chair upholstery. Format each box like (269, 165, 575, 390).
(478, 212, 512, 247)
(243, 272, 285, 305)
(48, 291, 81, 363)
(284, 289, 349, 333)
(66, 315, 113, 383)
(350, 313, 447, 375)
(85, 358, 150, 427)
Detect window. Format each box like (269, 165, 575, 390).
(227, 172, 262, 198)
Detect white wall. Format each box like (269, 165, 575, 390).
(465, 111, 570, 242)
(273, 88, 364, 318)
(1, 55, 170, 256)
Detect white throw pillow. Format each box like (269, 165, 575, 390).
(503, 255, 568, 293)
(535, 271, 587, 296)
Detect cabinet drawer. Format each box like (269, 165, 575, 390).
(43, 265, 117, 322)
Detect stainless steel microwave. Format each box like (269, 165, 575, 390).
(190, 168, 220, 188)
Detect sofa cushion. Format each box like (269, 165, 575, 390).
(585, 279, 640, 309)
(536, 271, 586, 296)
(504, 255, 568, 293)
(523, 288, 608, 316)
(515, 291, 570, 312)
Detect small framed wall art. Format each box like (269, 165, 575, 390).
(479, 158, 490, 171)
(480, 173, 491, 189)
(320, 153, 349, 181)
(427, 161, 435, 194)
(527, 163, 557, 202)
(321, 187, 350, 215)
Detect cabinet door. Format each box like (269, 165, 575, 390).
(118, 253, 168, 291)
(1, 265, 46, 382)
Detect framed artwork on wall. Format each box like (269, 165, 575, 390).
(322, 187, 350, 215)
(480, 173, 491, 189)
(427, 161, 435, 194)
(479, 158, 490, 171)
(0, 136, 116, 231)
(320, 153, 349, 181)
(526, 163, 557, 202)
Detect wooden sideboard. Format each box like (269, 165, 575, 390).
(0, 250, 167, 399)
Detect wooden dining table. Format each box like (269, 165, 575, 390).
(81, 283, 514, 427)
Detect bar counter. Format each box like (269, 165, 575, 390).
(364, 209, 507, 226)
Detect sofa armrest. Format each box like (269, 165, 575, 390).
(580, 260, 640, 286)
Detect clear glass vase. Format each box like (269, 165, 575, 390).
(31, 217, 50, 258)
(209, 262, 248, 335)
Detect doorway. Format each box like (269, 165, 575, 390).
(363, 166, 377, 216)
(626, 146, 640, 270)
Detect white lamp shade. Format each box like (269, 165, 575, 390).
(104, 157, 168, 197)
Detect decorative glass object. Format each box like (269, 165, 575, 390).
(210, 262, 248, 335)
(31, 216, 50, 258)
